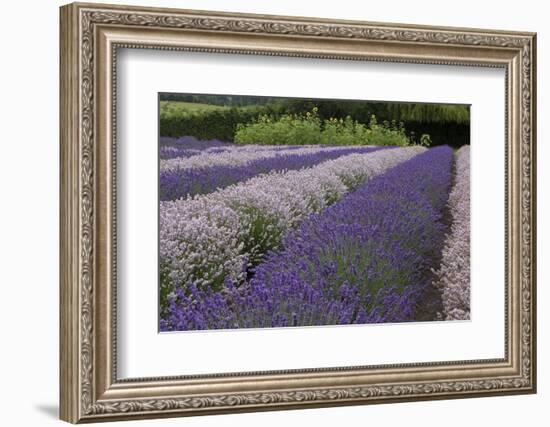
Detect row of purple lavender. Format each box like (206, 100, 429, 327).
(160, 146, 454, 331)
(160, 145, 385, 200)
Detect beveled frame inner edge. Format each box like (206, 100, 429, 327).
(91, 23, 521, 394)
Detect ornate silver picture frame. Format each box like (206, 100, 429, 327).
(60, 2, 536, 423)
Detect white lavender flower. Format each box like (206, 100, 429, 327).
(433, 145, 470, 320)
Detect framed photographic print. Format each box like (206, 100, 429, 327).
(59, 2, 537, 423)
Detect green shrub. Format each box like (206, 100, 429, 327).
(320, 117, 369, 146)
(364, 115, 411, 147)
(234, 108, 321, 145)
(419, 134, 432, 147)
(235, 109, 417, 147)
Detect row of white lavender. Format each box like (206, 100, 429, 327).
(160, 144, 377, 173)
(160, 146, 427, 298)
(433, 145, 470, 320)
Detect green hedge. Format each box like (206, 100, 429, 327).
(160, 106, 280, 141)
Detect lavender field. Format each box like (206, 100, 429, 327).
(158, 135, 471, 332)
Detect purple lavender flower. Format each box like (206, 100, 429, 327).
(159, 136, 231, 159)
(159, 147, 424, 298)
(160, 146, 386, 200)
(249, 145, 453, 324)
(161, 146, 453, 331)
(160, 143, 336, 173)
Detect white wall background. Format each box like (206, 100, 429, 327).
(0, 0, 545, 425)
